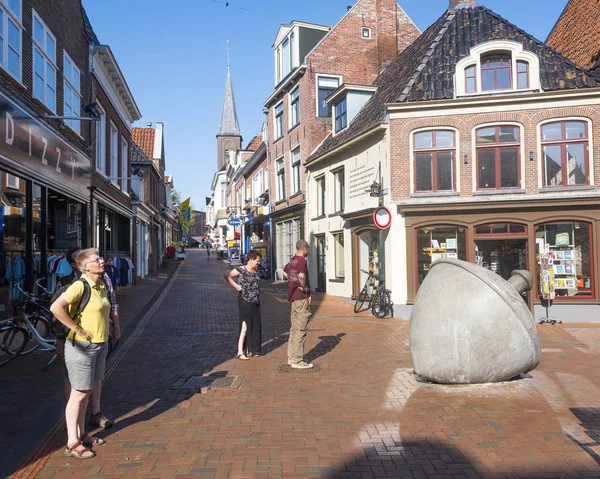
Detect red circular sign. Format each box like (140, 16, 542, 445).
(373, 206, 392, 230)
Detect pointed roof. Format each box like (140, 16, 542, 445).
(309, 3, 600, 163)
(217, 67, 241, 137)
(132, 127, 155, 160)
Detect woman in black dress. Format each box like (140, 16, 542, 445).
(225, 249, 262, 360)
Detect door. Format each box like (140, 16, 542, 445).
(315, 234, 326, 292)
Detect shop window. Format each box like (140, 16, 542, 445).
(63, 52, 81, 133)
(276, 157, 285, 201)
(333, 168, 345, 213)
(476, 126, 520, 190)
(95, 101, 106, 174)
(315, 175, 325, 217)
(536, 222, 593, 298)
(474, 223, 527, 236)
(541, 120, 589, 187)
(358, 230, 379, 293)
(0, 0, 22, 81)
(416, 226, 467, 286)
(413, 130, 455, 193)
(291, 147, 301, 194)
(32, 10, 56, 112)
(333, 231, 345, 279)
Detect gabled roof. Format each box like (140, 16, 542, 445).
(245, 134, 263, 151)
(132, 128, 155, 160)
(309, 3, 600, 163)
(217, 67, 241, 137)
(546, 0, 600, 71)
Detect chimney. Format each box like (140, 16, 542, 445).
(449, 0, 476, 8)
(376, 0, 398, 69)
(147, 122, 152, 127)
(347, 5, 352, 11)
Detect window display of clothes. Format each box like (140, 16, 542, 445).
(112, 256, 134, 286)
(46, 254, 73, 293)
(5, 253, 25, 300)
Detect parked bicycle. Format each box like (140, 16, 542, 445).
(354, 269, 393, 319)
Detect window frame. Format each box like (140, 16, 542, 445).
(120, 136, 128, 192)
(95, 101, 106, 175)
(6, 172, 18, 189)
(32, 9, 56, 112)
(333, 167, 345, 213)
(332, 231, 345, 280)
(63, 51, 81, 134)
(109, 121, 118, 186)
(480, 53, 512, 91)
(475, 125, 521, 191)
(540, 120, 589, 188)
(316, 74, 341, 118)
(465, 64, 476, 93)
(0, 0, 22, 82)
(361, 27, 371, 39)
(413, 129, 457, 193)
(334, 97, 347, 133)
(274, 101, 284, 140)
(275, 156, 285, 202)
(290, 146, 301, 195)
(517, 60, 529, 89)
(289, 86, 300, 129)
(315, 175, 326, 217)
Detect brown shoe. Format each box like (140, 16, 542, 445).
(89, 411, 113, 428)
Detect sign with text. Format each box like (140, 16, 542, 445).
(348, 164, 376, 199)
(0, 93, 91, 196)
(228, 217, 242, 226)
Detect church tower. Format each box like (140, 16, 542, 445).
(216, 63, 242, 171)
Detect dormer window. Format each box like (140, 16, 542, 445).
(481, 54, 511, 91)
(517, 60, 529, 89)
(334, 98, 347, 133)
(465, 64, 476, 93)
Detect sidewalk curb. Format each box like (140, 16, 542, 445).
(8, 263, 182, 479)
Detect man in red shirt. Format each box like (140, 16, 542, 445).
(283, 239, 313, 369)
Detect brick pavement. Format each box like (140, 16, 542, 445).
(8, 250, 600, 478)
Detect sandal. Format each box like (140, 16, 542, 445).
(64, 441, 96, 459)
(81, 433, 107, 447)
(237, 354, 250, 360)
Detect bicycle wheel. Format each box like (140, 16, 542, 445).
(0, 326, 28, 366)
(354, 287, 368, 313)
(372, 289, 392, 319)
(21, 315, 51, 355)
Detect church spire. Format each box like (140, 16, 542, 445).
(217, 42, 241, 137)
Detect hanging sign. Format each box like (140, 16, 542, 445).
(228, 217, 241, 226)
(373, 206, 392, 230)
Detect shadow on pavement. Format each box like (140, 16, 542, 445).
(305, 333, 346, 364)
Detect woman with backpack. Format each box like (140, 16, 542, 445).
(50, 248, 112, 460)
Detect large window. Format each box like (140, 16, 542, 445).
(291, 147, 301, 195)
(274, 102, 284, 140)
(120, 137, 128, 192)
(317, 76, 339, 118)
(476, 126, 520, 190)
(315, 176, 326, 217)
(536, 222, 593, 298)
(333, 232, 345, 279)
(541, 120, 588, 187)
(95, 102, 106, 174)
(333, 168, 345, 212)
(252, 169, 263, 200)
(63, 52, 81, 133)
(276, 157, 285, 201)
(481, 54, 511, 91)
(290, 87, 300, 129)
(32, 11, 56, 111)
(334, 98, 347, 133)
(0, 0, 21, 81)
(110, 122, 118, 186)
(416, 226, 467, 286)
(414, 130, 455, 193)
(282, 38, 290, 78)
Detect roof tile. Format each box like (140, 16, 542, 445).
(132, 127, 155, 160)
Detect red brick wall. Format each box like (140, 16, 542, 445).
(266, 0, 419, 214)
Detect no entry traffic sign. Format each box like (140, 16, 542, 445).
(373, 206, 392, 230)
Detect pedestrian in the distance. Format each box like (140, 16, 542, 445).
(206, 239, 212, 258)
(283, 239, 313, 369)
(225, 249, 263, 360)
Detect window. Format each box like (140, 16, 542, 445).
(274, 102, 284, 139)
(481, 54, 511, 91)
(291, 147, 301, 195)
(109, 123, 118, 185)
(0, 1, 21, 81)
(475, 223, 527, 236)
(476, 126, 520, 190)
(6, 172, 18, 188)
(333, 232, 345, 279)
(276, 157, 285, 201)
(95, 102, 106, 174)
(315, 176, 326, 216)
(361, 27, 371, 39)
(220, 182, 226, 207)
(517, 60, 529, 89)
(282, 38, 290, 78)
(290, 87, 300, 129)
(317, 76, 340, 118)
(131, 174, 144, 201)
(413, 130, 455, 193)
(541, 120, 588, 187)
(416, 226, 467, 286)
(465, 64, 476, 93)
(32, 11, 56, 111)
(252, 169, 263, 200)
(120, 137, 128, 191)
(334, 98, 347, 133)
(63, 52, 81, 133)
(276, 48, 281, 84)
(333, 168, 345, 212)
(536, 222, 593, 298)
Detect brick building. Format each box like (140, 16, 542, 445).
(264, 0, 419, 276)
(307, 0, 600, 322)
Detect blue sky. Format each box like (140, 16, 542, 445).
(82, 0, 568, 210)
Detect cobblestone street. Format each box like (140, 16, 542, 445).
(7, 250, 600, 478)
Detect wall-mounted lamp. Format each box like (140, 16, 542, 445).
(463, 154, 468, 165)
(529, 151, 534, 161)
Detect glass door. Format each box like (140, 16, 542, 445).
(315, 234, 326, 292)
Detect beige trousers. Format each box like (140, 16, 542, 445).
(287, 299, 311, 364)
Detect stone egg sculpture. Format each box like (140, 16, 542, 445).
(410, 258, 541, 384)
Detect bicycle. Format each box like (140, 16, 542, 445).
(354, 269, 393, 319)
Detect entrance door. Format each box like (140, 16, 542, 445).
(315, 235, 326, 292)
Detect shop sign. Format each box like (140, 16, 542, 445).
(228, 217, 241, 226)
(373, 206, 392, 230)
(0, 92, 91, 195)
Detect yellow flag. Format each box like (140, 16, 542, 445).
(180, 197, 190, 211)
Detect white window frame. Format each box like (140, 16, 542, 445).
(332, 231, 345, 279)
(32, 10, 56, 112)
(6, 172, 18, 189)
(315, 175, 326, 217)
(290, 146, 301, 195)
(109, 122, 118, 186)
(361, 27, 371, 39)
(316, 74, 342, 118)
(252, 169, 263, 200)
(120, 136, 128, 193)
(95, 101, 106, 175)
(289, 86, 300, 129)
(63, 51, 81, 134)
(274, 101, 284, 140)
(333, 167, 345, 212)
(0, 0, 22, 82)
(276, 156, 285, 201)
